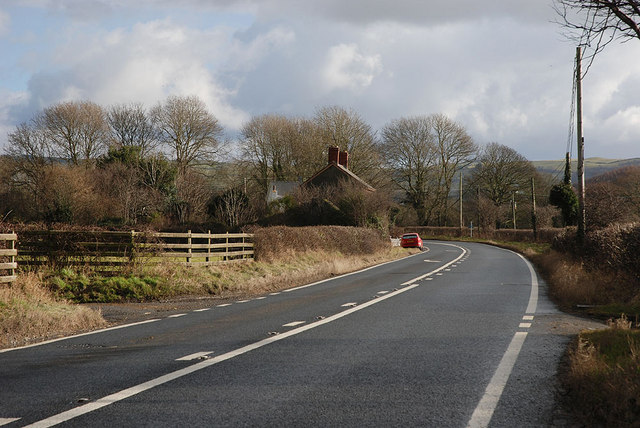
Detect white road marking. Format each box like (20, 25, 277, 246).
(176, 352, 213, 361)
(376, 291, 389, 294)
(216, 304, 231, 307)
(522, 315, 534, 321)
(236, 300, 250, 303)
(445, 269, 451, 271)
(425, 278, 434, 281)
(423, 260, 441, 263)
(402, 243, 467, 285)
(519, 323, 532, 328)
(282, 251, 426, 293)
(168, 314, 186, 318)
(282, 321, 306, 327)
(436, 273, 443, 276)
(25, 273, 434, 428)
(0, 319, 161, 354)
(269, 292, 280, 296)
(467, 332, 528, 428)
(467, 247, 540, 428)
(192, 308, 210, 312)
(341, 302, 357, 307)
(0, 418, 20, 425)
(255, 297, 267, 300)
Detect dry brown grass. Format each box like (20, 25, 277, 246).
(563, 317, 640, 426)
(0, 272, 106, 348)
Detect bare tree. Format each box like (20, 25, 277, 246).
(151, 95, 223, 174)
(381, 116, 438, 225)
(314, 106, 382, 185)
(239, 114, 326, 198)
(107, 103, 157, 157)
(431, 114, 477, 225)
(39, 101, 109, 165)
(555, 0, 640, 66)
(470, 143, 536, 227)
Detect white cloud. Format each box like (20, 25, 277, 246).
(0, 8, 9, 36)
(322, 43, 382, 92)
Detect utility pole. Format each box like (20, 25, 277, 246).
(511, 191, 517, 230)
(576, 46, 586, 242)
(459, 172, 463, 231)
(531, 177, 537, 241)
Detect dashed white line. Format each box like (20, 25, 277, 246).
(236, 300, 250, 303)
(269, 292, 280, 296)
(341, 302, 357, 307)
(176, 351, 213, 361)
(282, 321, 306, 327)
(255, 297, 267, 300)
(519, 323, 532, 328)
(168, 314, 186, 318)
(522, 315, 534, 321)
(192, 308, 210, 312)
(216, 304, 231, 307)
(376, 291, 389, 295)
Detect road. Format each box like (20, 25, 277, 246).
(0, 241, 600, 427)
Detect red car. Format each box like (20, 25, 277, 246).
(400, 233, 423, 250)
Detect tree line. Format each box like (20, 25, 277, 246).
(1, 95, 581, 231)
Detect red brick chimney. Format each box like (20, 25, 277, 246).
(339, 151, 349, 169)
(328, 146, 339, 164)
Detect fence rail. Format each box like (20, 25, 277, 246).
(15, 230, 254, 271)
(0, 233, 17, 283)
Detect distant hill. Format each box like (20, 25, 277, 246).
(532, 157, 640, 182)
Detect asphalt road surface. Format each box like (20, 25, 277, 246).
(0, 241, 601, 427)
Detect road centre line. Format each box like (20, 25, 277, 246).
(192, 308, 210, 312)
(216, 304, 232, 307)
(523, 315, 534, 321)
(282, 321, 306, 327)
(401, 243, 467, 285)
(0, 319, 161, 354)
(341, 302, 357, 307)
(282, 250, 427, 294)
(0, 418, 20, 426)
(25, 245, 466, 428)
(168, 314, 186, 318)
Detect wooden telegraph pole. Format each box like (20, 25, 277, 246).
(576, 46, 586, 242)
(459, 172, 463, 231)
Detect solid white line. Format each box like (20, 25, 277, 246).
(0, 418, 21, 426)
(26, 252, 454, 428)
(282, 321, 306, 327)
(168, 314, 186, 318)
(513, 252, 539, 314)
(0, 319, 161, 354)
(176, 351, 213, 361)
(466, 332, 528, 428)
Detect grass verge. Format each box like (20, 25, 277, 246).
(0, 272, 107, 348)
(562, 316, 640, 426)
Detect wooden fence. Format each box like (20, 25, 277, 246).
(0, 233, 17, 283)
(15, 230, 254, 271)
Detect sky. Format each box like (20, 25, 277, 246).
(0, 0, 639, 161)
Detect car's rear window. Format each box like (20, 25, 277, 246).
(402, 234, 418, 238)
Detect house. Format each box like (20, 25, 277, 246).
(302, 146, 375, 192)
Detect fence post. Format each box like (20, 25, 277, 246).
(225, 232, 229, 261)
(9, 231, 16, 281)
(129, 230, 136, 263)
(206, 230, 211, 264)
(187, 230, 192, 264)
